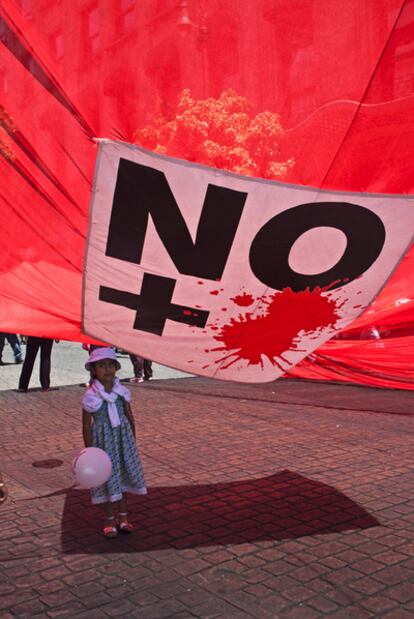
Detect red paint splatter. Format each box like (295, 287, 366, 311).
(195, 305, 202, 308)
(210, 290, 220, 295)
(211, 287, 343, 370)
(221, 308, 227, 311)
(230, 292, 254, 307)
(183, 310, 192, 315)
(197, 281, 204, 285)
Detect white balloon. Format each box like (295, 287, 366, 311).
(72, 447, 112, 489)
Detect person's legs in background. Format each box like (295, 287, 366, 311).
(129, 355, 144, 383)
(143, 359, 153, 381)
(6, 334, 23, 363)
(0, 333, 23, 364)
(18, 337, 41, 390)
(39, 338, 54, 390)
(0, 333, 5, 364)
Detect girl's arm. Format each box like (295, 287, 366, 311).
(124, 401, 136, 438)
(82, 409, 93, 447)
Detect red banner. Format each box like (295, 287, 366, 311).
(1, 0, 414, 387)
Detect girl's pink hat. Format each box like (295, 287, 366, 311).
(85, 347, 121, 371)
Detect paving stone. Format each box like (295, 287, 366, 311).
(9, 597, 49, 618)
(0, 590, 38, 611)
(382, 610, 414, 619)
(41, 589, 80, 609)
(71, 610, 108, 619)
(328, 607, 373, 618)
(359, 593, 399, 614)
(45, 599, 86, 618)
(307, 594, 342, 613)
(131, 599, 189, 618)
(280, 606, 321, 619)
(387, 582, 414, 603)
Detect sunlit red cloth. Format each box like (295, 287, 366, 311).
(1, 0, 414, 388)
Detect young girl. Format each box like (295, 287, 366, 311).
(82, 347, 147, 538)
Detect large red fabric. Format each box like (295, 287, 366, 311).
(1, 0, 414, 387)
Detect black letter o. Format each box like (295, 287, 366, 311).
(249, 202, 385, 292)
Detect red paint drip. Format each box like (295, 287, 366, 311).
(210, 290, 220, 295)
(230, 292, 254, 307)
(211, 287, 343, 370)
(183, 310, 192, 315)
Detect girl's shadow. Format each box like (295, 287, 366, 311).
(60, 470, 379, 554)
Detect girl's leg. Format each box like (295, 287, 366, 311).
(118, 495, 134, 533)
(119, 495, 127, 516)
(104, 501, 115, 520)
(102, 501, 117, 537)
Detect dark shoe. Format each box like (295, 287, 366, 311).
(144, 376, 153, 381)
(15, 356, 23, 364)
(0, 360, 5, 366)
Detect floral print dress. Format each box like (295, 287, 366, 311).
(88, 396, 147, 504)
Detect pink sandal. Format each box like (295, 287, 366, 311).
(103, 516, 118, 538)
(118, 512, 134, 534)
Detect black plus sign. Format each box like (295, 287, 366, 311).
(99, 273, 209, 336)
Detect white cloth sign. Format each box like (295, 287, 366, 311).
(83, 140, 414, 382)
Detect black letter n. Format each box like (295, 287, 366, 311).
(105, 159, 247, 280)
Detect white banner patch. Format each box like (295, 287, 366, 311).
(83, 140, 414, 383)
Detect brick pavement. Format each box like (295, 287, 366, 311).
(0, 376, 414, 618)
